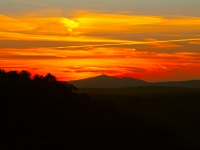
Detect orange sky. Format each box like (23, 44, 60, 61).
(1, 10, 200, 81)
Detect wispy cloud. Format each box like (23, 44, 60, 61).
(189, 41, 200, 45)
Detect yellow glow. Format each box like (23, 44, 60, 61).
(60, 18, 79, 32)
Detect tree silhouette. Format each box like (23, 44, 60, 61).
(19, 70, 31, 79)
(0, 69, 6, 79)
(33, 74, 44, 81)
(0, 69, 6, 75)
(44, 73, 57, 82)
(6, 70, 19, 78)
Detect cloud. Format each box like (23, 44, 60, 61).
(72, 12, 200, 36)
(144, 38, 184, 49)
(0, 48, 67, 59)
(160, 17, 200, 26)
(189, 41, 200, 45)
(74, 11, 167, 34)
(1, 12, 200, 46)
(21, 17, 79, 36)
(0, 15, 81, 38)
(0, 15, 34, 31)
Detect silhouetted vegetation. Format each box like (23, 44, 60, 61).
(1, 69, 200, 149)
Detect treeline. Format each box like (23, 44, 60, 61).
(0, 69, 79, 149)
(0, 69, 78, 95)
(0, 69, 175, 149)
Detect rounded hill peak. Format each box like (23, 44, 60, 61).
(69, 75, 149, 88)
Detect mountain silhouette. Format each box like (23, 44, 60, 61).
(68, 74, 149, 88)
(68, 75, 200, 89)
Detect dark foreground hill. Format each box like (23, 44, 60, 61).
(78, 86, 200, 96)
(68, 74, 149, 88)
(78, 87, 200, 149)
(1, 69, 200, 149)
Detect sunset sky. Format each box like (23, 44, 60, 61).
(0, 0, 200, 81)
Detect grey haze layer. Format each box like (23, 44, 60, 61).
(1, 0, 200, 16)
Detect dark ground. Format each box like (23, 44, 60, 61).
(1, 70, 200, 149)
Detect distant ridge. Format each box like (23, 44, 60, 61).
(152, 80, 200, 89)
(68, 74, 149, 88)
(68, 75, 200, 89)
